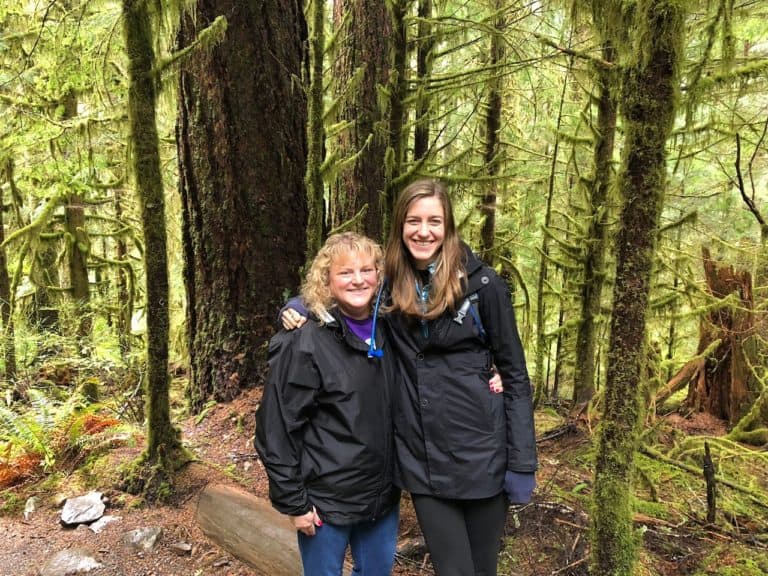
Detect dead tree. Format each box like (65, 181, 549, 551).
(684, 247, 758, 424)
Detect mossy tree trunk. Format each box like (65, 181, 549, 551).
(591, 1, 684, 574)
(114, 189, 132, 355)
(177, 0, 308, 413)
(306, 0, 326, 262)
(573, 38, 619, 408)
(329, 0, 391, 240)
(383, 0, 408, 237)
(0, 183, 16, 385)
(413, 0, 433, 162)
(533, 53, 572, 405)
(724, 131, 768, 442)
(4, 159, 60, 334)
(31, 240, 61, 334)
(478, 0, 503, 265)
(122, 0, 181, 471)
(58, 85, 91, 342)
(65, 194, 92, 340)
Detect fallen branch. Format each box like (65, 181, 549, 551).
(537, 423, 577, 443)
(550, 557, 587, 575)
(654, 357, 703, 405)
(655, 338, 722, 406)
(640, 445, 768, 510)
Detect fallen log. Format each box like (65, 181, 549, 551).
(197, 484, 353, 575)
(197, 484, 301, 574)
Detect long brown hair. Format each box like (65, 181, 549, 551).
(384, 179, 465, 319)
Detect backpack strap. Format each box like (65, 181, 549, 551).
(467, 292, 487, 342)
(453, 270, 492, 343)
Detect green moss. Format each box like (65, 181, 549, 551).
(0, 490, 24, 516)
(691, 546, 768, 576)
(633, 497, 674, 521)
(535, 407, 566, 432)
(497, 536, 523, 572)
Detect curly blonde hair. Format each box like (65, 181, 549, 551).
(301, 232, 384, 322)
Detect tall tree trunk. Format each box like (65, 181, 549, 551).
(413, 0, 433, 162)
(572, 40, 618, 408)
(177, 0, 308, 412)
(329, 0, 391, 240)
(115, 189, 132, 355)
(383, 0, 408, 237)
(31, 240, 61, 334)
(665, 224, 683, 382)
(65, 194, 92, 340)
(4, 160, 60, 334)
(0, 184, 16, 385)
(552, 276, 567, 399)
(534, 53, 572, 405)
(306, 0, 326, 261)
(122, 0, 180, 469)
(591, 1, 684, 574)
(478, 0, 504, 265)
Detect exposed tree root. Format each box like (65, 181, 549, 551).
(119, 443, 195, 503)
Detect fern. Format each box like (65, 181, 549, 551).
(0, 405, 55, 469)
(0, 387, 108, 471)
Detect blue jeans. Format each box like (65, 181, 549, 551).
(297, 506, 399, 576)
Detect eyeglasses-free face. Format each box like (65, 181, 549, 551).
(402, 196, 445, 270)
(328, 251, 378, 320)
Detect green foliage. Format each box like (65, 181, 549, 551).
(0, 390, 58, 468)
(0, 490, 24, 515)
(194, 399, 217, 425)
(0, 0, 766, 569)
(692, 546, 768, 576)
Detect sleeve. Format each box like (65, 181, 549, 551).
(254, 329, 320, 516)
(277, 296, 309, 325)
(479, 271, 538, 473)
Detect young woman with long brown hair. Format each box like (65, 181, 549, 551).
(381, 179, 537, 576)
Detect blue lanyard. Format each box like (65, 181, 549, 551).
(367, 282, 385, 358)
(416, 278, 431, 338)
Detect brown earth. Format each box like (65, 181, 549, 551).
(0, 387, 434, 576)
(1, 387, 765, 576)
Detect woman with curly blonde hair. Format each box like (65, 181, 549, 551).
(300, 232, 383, 322)
(256, 232, 399, 576)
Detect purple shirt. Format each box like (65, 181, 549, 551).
(344, 316, 373, 345)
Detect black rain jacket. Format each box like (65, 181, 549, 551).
(254, 309, 399, 526)
(387, 245, 537, 499)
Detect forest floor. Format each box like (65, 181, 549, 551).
(1, 383, 768, 576)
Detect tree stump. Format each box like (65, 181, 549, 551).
(685, 247, 757, 424)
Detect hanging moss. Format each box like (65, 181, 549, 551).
(590, 0, 685, 574)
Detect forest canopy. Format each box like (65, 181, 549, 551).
(1, 0, 768, 574)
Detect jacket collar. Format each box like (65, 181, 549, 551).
(460, 242, 489, 294)
(320, 307, 385, 354)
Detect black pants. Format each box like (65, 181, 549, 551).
(411, 492, 507, 576)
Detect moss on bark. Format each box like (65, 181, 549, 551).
(122, 0, 183, 498)
(590, 1, 685, 574)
